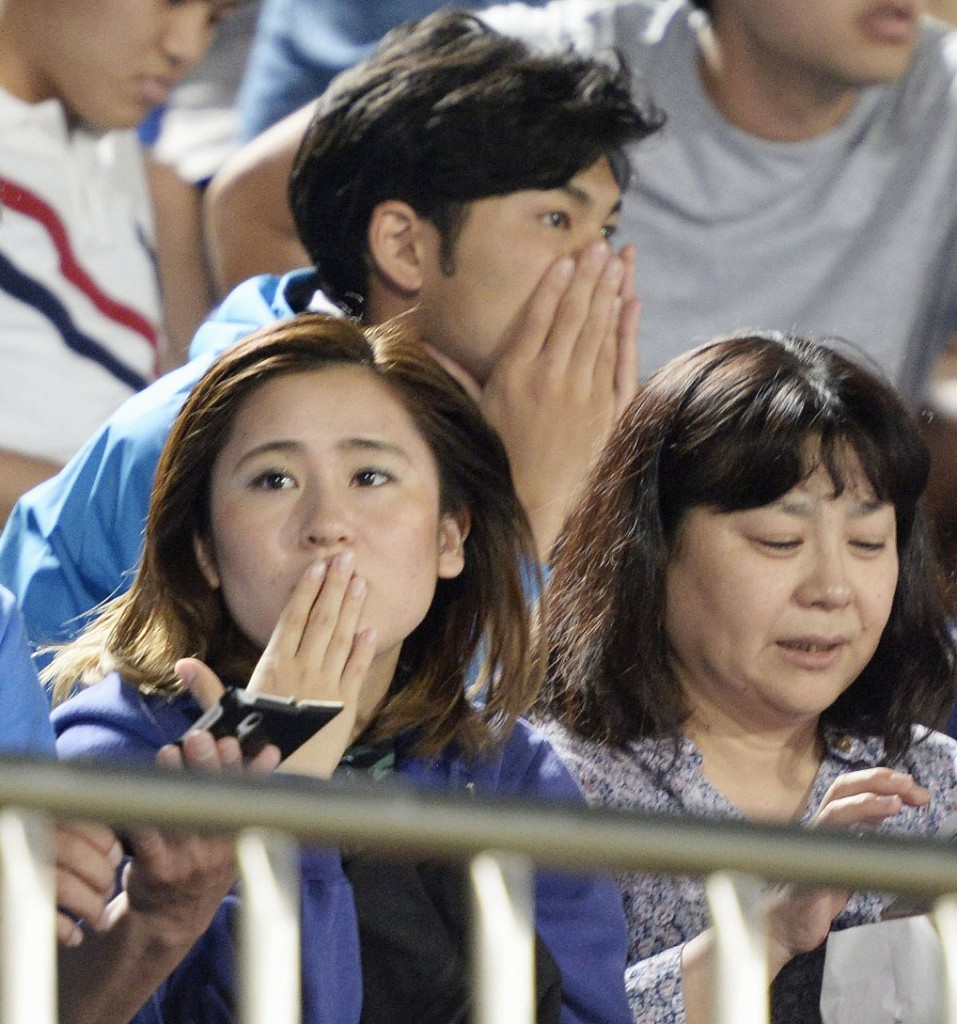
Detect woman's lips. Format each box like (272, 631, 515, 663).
(776, 637, 846, 669)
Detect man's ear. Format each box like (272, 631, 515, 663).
(192, 533, 221, 590)
(366, 200, 429, 296)
(437, 509, 471, 580)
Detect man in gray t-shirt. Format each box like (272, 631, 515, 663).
(483, 0, 957, 406)
(481, 0, 957, 553)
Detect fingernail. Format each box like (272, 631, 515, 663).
(334, 550, 356, 572)
(554, 256, 574, 278)
(348, 576, 366, 598)
(307, 560, 327, 581)
(587, 241, 610, 264)
(108, 839, 123, 868)
(604, 256, 624, 280)
(186, 730, 216, 763)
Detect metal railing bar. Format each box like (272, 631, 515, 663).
(934, 895, 957, 1024)
(706, 872, 768, 1024)
(0, 808, 56, 1024)
(0, 757, 956, 899)
(237, 829, 301, 1024)
(470, 851, 535, 1024)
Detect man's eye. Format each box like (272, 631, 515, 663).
(544, 211, 570, 229)
(601, 224, 618, 240)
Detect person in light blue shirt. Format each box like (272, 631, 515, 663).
(0, 584, 55, 754)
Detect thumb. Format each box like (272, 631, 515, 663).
(175, 657, 227, 710)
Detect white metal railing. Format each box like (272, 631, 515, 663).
(0, 807, 55, 1024)
(4, 754, 957, 1024)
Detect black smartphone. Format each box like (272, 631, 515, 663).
(179, 687, 344, 762)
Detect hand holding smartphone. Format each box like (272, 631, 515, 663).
(179, 688, 344, 762)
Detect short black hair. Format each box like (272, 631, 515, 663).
(289, 8, 662, 313)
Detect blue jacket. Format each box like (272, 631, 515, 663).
(0, 272, 318, 659)
(53, 675, 633, 1024)
(0, 585, 56, 755)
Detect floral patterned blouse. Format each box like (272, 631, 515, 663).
(536, 720, 957, 1024)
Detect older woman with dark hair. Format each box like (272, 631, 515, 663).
(538, 331, 957, 1024)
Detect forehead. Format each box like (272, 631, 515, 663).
(771, 460, 884, 510)
(472, 156, 621, 219)
(223, 365, 429, 453)
(558, 156, 622, 206)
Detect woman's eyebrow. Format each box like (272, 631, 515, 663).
(336, 436, 411, 461)
(772, 494, 888, 517)
(232, 436, 414, 469)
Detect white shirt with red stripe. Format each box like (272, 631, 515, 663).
(0, 88, 161, 465)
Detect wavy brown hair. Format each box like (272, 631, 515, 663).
(542, 331, 957, 762)
(48, 314, 543, 758)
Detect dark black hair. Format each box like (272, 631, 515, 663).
(543, 331, 957, 762)
(289, 8, 662, 313)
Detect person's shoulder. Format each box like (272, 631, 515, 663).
(0, 89, 68, 138)
(0, 586, 56, 756)
(900, 724, 957, 780)
(462, 717, 586, 802)
(187, 269, 318, 360)
(107, 354, 216, 435)
(541, 718, 707, 816)
(534, 715, 594, 776)
(840, 725, 957, 793)
(0, 585, 36, 667)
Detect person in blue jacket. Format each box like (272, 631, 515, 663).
(0, 584, 57, 755)
(47, 314, 632, 1024)
(0, 584, 252, 1024)
(0, 9, 661, 662)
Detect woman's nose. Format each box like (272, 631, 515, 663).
(795, 547, 853, 609)
(300, 494, 354, 550)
